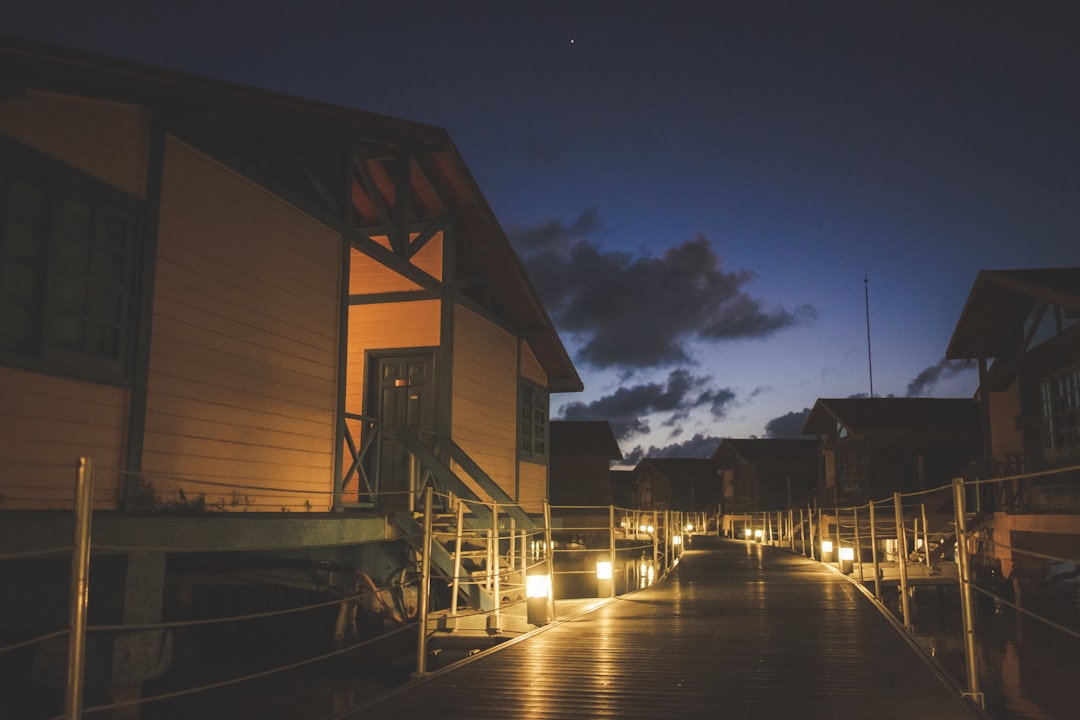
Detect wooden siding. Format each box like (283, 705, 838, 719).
(143, 138, 340, 511)
(519, 340, 547, 387)
(0, 90, 150, 198)
(0, 366, 126, 510)
(517, 460, 547, 513)
(451, 306, 518, 502)
(344, 299, 440, 438)
(518, 341, 550, 511)
(349, 233, 443, 293)
(989, 381, 1024, 461)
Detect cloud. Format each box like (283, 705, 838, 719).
(622, 433, 724, 466)
(905, 358, 976, 397)
(763, 408, 813, 438)
(510, 213, 816, 369)
(557, 369, 736, 441)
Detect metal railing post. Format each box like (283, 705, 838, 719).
(788, 509, 795, 551)
(491, 502, 500, 616)
(893, 492, 912, 630)
(450, 500, 464, 617)
(65, 457, 94, 720)
(921, 502, 931, 569)
(853, 504, 864, 583)
(834, 507, 843, 571)
(652, 510, 659, 571)
(953, 478, 984, 708)
(869, 499, 881, 600)
(799, 508, 806, 556)
(415, 485, 433, 676)
(609, 505, 617, 597)
(543, 501, 555, 621)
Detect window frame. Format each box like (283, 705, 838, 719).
(518, 379, 550, 463)
(0, 136, 141, 386)
(1040, 363, 1080, 459)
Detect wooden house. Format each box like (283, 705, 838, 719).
(801, 397, 981, 506)
(0, 38, 579, 700)
(946, 268, 1080, 591)
(712, 438, 817, 515)
(548, 420, 623, 507)
(633, 457, 719, 513)
(947, 268, 1080, 503)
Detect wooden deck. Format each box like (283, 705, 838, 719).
(343, 537, 984, 719)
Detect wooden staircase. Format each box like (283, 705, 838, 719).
(392, 427, 537, 616)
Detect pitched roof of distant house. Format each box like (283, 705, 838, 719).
(634, 457, 716, 481)
(801, 397, 980, 436)
(550, 421, 623, 460)
(0, 36, 583, 392)
(711, 438, 817, 465)
(947, 268, 1080, 360)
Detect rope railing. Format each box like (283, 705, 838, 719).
(735, 463, 1080, 714)
(66, 621, 419, 718)
(2, 459, 488, 716)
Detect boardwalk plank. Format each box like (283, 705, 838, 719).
(347, 538, 983, 719)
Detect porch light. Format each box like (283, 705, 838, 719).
(685, 523, 694, 532)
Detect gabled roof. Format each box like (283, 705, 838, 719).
(0, 36, 582, 392)
(947, 268, 1080, 360)
(802, 397, 980, 436)
(550, 421, 623, 461)
(711, 438, 817, 465)
(634, 457, 716, 482)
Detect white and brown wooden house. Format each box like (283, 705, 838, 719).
(802, 397, 981, 507)
(0, 38, 580, 692)
(946, 268, 1080, 589)
(0, 38, 580, 520)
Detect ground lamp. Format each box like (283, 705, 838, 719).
(821, 539, 834, 562)
(596, 560, 613, 598)
(526, 572, 551, 625)
(839, 546, 855, 574)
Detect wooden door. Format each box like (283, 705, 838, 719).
(369, 353, 434, 510)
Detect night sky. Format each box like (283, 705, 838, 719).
(7, 1, 1080, 464)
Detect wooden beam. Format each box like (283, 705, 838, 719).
(350, 233, 439, 290)
(407, 220, 445, 260)
(348, 289, 441, 305)
(353, 151, 398, 249)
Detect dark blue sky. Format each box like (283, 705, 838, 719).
(8, 1, 1080, 461)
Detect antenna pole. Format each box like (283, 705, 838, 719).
(864, 273, 874, 398)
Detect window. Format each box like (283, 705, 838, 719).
(0, 142, 139, 383)
(518, 381, 549, 462)
(1041, 364, 1080, 456)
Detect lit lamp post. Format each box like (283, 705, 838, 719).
(596, 560, 613, 598)
(839, 546, 855, 574)
(526, 572, 551, 626)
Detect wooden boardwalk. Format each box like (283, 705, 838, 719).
(344, 537, 983, 719)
